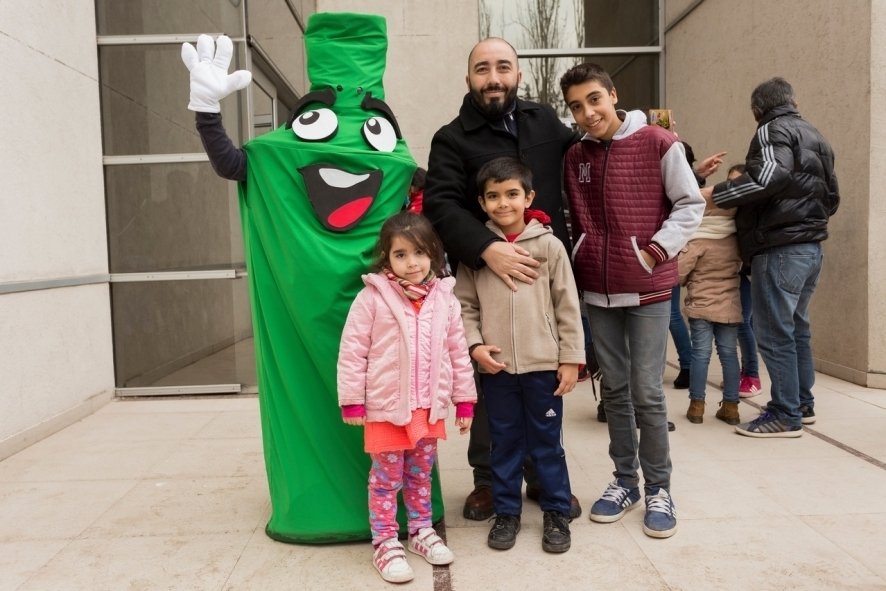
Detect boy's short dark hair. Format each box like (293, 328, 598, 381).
(476, 156, 533, 196)
(750, 77, 797, 121)
(559, 62, 614, 97)
(728, 163, 746, 176)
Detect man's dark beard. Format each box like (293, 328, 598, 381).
(470, 84, 518, 119)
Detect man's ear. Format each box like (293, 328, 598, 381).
(525, 190, 536, 207)
(611, 88, 618, 106)
(465, 74, 471, 92)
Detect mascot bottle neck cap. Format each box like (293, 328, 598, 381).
(305, 13, 388, 102)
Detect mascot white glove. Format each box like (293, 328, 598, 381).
(181, 34, 252, 113)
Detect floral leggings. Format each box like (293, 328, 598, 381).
(368, 438, 437, 546)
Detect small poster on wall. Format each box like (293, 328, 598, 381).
(648, 109, 676, 135)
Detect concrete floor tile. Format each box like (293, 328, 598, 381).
(726, 456, 886, 516)
(626, 515, 885, 590)
(0, 438, 181, 482)
(0, 480, 137, 542)
(81, 477, 269, 538)
(43, 410, 218, 444)
(800, 513, 886, 580)
(445, 522, 668, 591)
(98, 396, 260, 415)
(0, 539, 68, 591)
(147, 438, 266, 479)
(193, 410, 262, 439)
(223, 529, 435, 590)
(15, 533, 249, 591)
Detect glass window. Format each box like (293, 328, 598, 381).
(99, 44, 245, 156)
(480, 0, 658, 49)
(246, 0, 308, 95)
(95, 0, 244, 36)
(111, 278, 254, 388)
(105, 163, 244, 274)
(518, 54, 659, 118)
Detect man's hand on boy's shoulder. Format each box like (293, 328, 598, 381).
(554, 363, 579, 396)
(470, 344, 507, 374)
(481, 241, 540, 292)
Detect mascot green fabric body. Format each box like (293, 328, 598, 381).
(183, 13, 443, 543)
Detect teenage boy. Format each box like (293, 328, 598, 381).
(560, 63, 704, 539)
(454, 156, 585, 553)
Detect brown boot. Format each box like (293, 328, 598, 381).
(686, 399, 705, 423)
(463, 485, 494, 520)
(716, 400, 741, 425)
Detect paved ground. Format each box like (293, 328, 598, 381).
(1, 358, 885, 590)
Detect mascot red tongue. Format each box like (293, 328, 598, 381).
(232, 13, 442, 543)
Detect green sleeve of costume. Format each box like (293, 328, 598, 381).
(238, 13, 442, 543)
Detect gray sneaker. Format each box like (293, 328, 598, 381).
(799, 405, 816, 425)
(735, 411, 803, 438)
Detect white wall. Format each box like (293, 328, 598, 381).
(0, 0, 115, 457)
(315, 0, 479, 168)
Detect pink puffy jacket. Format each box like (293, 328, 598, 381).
(337, 273, 477, 426)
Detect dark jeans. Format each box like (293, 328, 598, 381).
(467, 376, 537, 489)
(481, 370, 572, 516)
(669, 286, 692, 370)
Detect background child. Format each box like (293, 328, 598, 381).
(726, 164, 763, 398)
(560, 63, 704, 539)
(678, 177, 743, 425)
(455, 156, 584, 554)
(337, 211, 477, 584)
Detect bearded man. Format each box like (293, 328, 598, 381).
(423, 37, 581, 522)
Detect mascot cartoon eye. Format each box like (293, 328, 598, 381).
(361, 116, 397, 152)
(291, 108, 338, 141)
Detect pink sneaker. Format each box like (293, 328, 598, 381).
(738, 375, 762, 398)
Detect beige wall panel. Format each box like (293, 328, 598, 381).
(0, 5, 107, 282)
(0, 286, 115, 457)
(868, 1, 886, 382)
(0, 0, 99, 77)
(316, 0, 479, 167)
(665, 0, 871, 382)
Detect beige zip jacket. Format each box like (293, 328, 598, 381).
(454, 220, 585, 374)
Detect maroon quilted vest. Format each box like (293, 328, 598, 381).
(564, 125, 678, 296)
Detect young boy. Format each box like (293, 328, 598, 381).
(454, 156, 585, 554)
(559, 63, 704, 539)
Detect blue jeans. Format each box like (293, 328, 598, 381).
(588, 301, 671, 495)
(738, 273, 759, 377)
(481, 370, 571, 516)
(669, 286, 691, 370)
(688, 318, 740, 403)
(751, 243, 822, 427)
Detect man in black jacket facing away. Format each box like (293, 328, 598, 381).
(424, 37, 580, 522)
(708, 77, 839, 438)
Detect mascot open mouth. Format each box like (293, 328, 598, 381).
(299, 164, 383, 232)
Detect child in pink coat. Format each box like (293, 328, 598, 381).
(337, 211, 477, 584)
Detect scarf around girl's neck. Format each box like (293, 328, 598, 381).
(384, 269, 436, 302)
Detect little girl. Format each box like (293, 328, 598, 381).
(337, 211, 477, 584)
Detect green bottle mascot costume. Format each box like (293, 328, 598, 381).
(181, 13, 443, 543)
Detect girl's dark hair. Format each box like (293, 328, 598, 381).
(374, 211, 447, 276)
